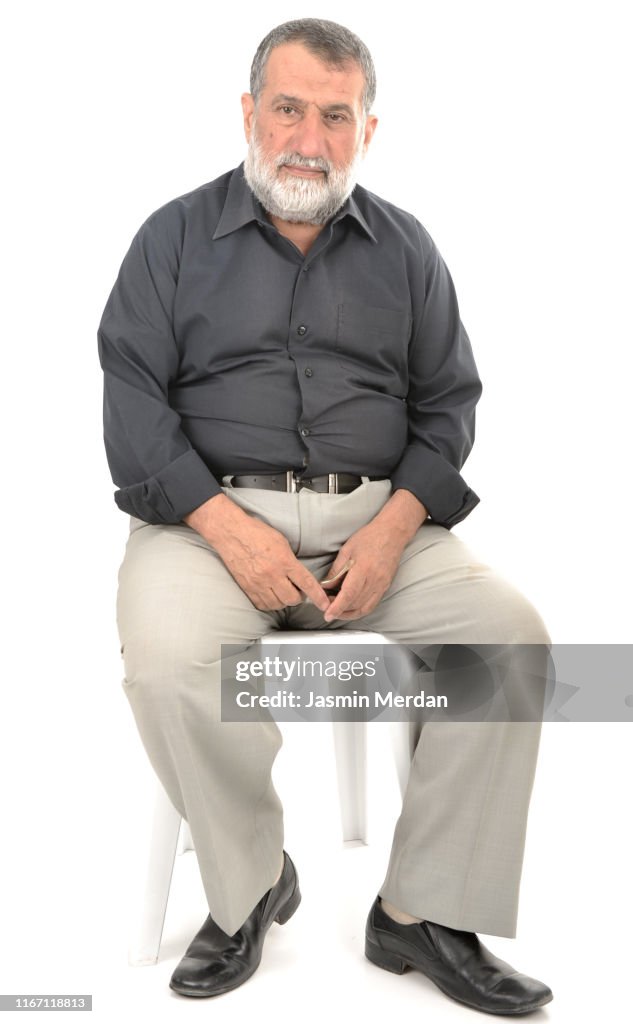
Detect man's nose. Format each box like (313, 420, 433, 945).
(288, 108, 328, 160)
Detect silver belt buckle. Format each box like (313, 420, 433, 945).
(328, 473, 338, 494)
(286, 470, 297, 493)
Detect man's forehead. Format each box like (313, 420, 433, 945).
(261, 41, 364, 106)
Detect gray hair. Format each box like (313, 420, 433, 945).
(249, 18, 376, 116)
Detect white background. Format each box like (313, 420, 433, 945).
(1, 1, 631, 1021)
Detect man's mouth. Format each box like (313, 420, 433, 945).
(282, 164, 326, 178)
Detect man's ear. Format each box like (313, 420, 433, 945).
(362, 114, 379, 155)
(241, 93, 255, 142)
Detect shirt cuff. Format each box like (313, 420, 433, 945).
(390, 445, 480, 529)
(113, 448, 223, 524)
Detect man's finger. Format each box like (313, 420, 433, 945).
(324, 606, 366, 621)
(327, 594, 378, 620)
(289, 566, 331, 612)
(323, 572, 367, 619)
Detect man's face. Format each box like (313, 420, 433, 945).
(241, 41, 378, 225)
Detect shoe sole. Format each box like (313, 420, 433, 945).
(365, 936, 553, 1016)
(169, 884, 302, 999)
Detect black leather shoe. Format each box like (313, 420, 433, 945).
(365, 896, 553, 1015)
(169, 850, 300, 998)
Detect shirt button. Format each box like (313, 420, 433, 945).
(300, 427, 310, 437)
(304, 368, 313, 377)
(297, 325, 307, 336)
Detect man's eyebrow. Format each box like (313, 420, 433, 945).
(270, 93, 356, 117)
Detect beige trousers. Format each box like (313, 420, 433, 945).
(116, 479, 550, 938)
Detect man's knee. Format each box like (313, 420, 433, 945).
(119, 617, 225, 699)
(486, 583, 551, 648)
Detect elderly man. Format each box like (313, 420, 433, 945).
(98, 17, 553, 1015)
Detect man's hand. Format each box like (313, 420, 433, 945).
(183, 493, 331, 613)
(322, 488, 428, 621)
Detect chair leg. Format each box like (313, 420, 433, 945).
(178, 819, 194, 854)
(128, 784, 182, 966)
(331, 719, 368, 844)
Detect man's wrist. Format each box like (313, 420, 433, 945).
(183, 492, 249, 545)
(373, 488, 428, 544)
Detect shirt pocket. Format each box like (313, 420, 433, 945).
(335, 301, 412, 395)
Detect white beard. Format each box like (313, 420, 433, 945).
(243, 116, 366, 225)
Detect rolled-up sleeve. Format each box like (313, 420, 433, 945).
(97, 212, 222, 524)
(390, 221, 483, 529)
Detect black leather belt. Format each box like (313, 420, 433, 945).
(222, 471, 387, 494)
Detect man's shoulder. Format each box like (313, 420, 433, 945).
(352, 181, 435, 254)
(139, 166, 237, 239)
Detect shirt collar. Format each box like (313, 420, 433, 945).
(212, 162, 377, 244)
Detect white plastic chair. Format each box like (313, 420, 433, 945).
(128, 629, 412, 966)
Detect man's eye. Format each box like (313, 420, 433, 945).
(327, 114, 345, 123)
(279, 106, 295, 115)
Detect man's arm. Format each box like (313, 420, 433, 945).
(97, 212, 223, 525)
(388, 220, 482, 530)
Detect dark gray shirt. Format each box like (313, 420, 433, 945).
(97, 163, 482, 528)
